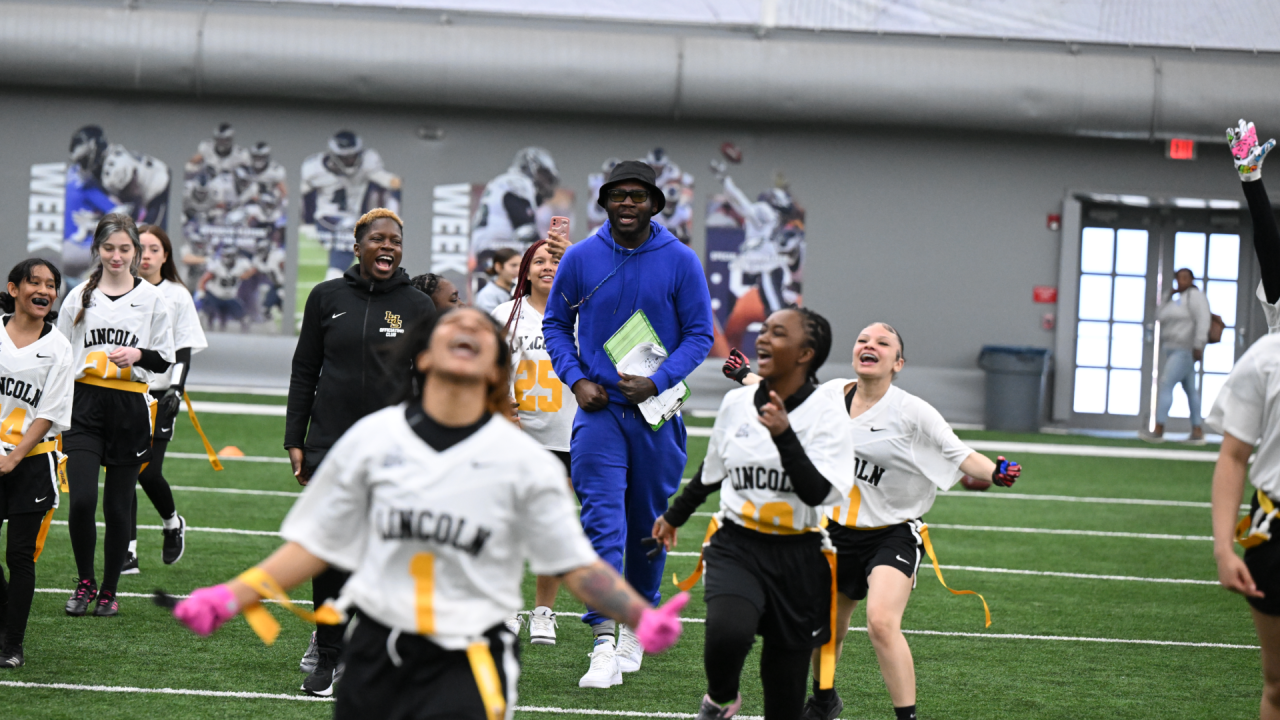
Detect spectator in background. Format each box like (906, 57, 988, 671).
(1147, 267, 1211, 444)
(472, 247, 521, 315)
(543, 160, 713, 689)
(411, 273, 463, 310)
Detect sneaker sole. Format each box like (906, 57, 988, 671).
(578, 671, 622, 688)
(120, 568, 140, 575)
(529, 636, 556, 645)
(301, 682, 334, 697)
(618, 659, 642, 673)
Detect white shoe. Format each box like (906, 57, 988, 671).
(529, 606, 557, 645)
(578, 638, 622, 688)
(616, 625, 643, 673)
(503, 613, 523, 636)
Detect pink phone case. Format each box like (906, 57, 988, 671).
(551, 216, 569, 236)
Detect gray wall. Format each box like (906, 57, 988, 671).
(0, 87, 1254, 420)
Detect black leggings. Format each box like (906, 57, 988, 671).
(0, 511, 47, 648)
(1243, 179, 1280, 304)
(314, 567, 351, 655)
(66, 450, 140, 594)
(131, 438, 176, 542)
(704, 595, 813, 720)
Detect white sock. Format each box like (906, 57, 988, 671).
(162, 514, 181, 530)
(127, 540, 137, 554)
(533, 606, 553, 616)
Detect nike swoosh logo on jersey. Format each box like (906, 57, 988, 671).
(36, 353, 51, 359)
(34, 496, 48, 503)
(811, 629, 822, 636)
(136, 449, 147, 456)
(160, 426, 173, 433)
(131, 303, 143, 308)
(332, 312, 347, 319)
(896, 555, 910, 564)
(870, 427, 886, 432)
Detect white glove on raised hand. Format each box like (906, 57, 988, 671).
(1228, 118, 1276, 182)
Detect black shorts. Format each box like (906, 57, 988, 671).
(63, 383, 155, 466)
(151, 390, 180, 442)
(551, 450, 572, 477)
(703, 520, 832, 649)
(0, 451, 59, 517)
(827, 521, 923, 601)
(336, 610, 519, 720)
(1245, 493, 1280, 616)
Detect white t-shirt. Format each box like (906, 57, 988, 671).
(1258, 282, 1280, 335)
(822, 380, 974, 528)
(280, 405, 598, 649)
(149, 279, 208, 391)
(0, 319, 74, 457)
(473, 281, 513, 316)
(703, 384, 854, 534)
(492, 299, 577, 452)
(58, 279, 175, 387)
(1206, 333, 1280, 496)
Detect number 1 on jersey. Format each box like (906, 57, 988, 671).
(409, 552, 435, 635)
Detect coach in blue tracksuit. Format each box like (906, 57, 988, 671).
(544, 160, 713, 688)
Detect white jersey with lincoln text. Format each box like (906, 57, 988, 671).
(471, 170, 538, 255)
(0, 320, 74, 455)
(822, 381, 974, 528)
(57, 280, 175, 387)
(150, 280, 208, 392)
(492, 299, 577, 452)
(281, 406, 598, 649)
(703, 384, 854, 534)
(1207, 334, 1280, 496)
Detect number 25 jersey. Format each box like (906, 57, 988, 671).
(0, 319, 74, 452)
(704, 383, 854, 534)
(57, 280, 175, 387)
(492, 299, 577, 452)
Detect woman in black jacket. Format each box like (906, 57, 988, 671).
(284, 208, 435, 696)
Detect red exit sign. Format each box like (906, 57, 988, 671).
(1168, 138, 1196, 160)
(1033, 286, 1058, 304)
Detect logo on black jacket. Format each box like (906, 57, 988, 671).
(381, 311, 404, 338)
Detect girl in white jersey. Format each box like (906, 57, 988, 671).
(493, 239, 579, 646)
(171, 307, 688, 717)
(1209, 332, 1280, 719)
(654, 307, 854, 720)
(731, 322, 1022, 720)
(58, 214, 175, 618)
(0, 259, 75, 669)
(120, 224, 210, 573)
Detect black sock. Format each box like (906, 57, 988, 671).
(812, 678, 835, 703)
(894, 705, 917, 720)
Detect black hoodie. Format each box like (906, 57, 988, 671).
(285, 265, 436, 460)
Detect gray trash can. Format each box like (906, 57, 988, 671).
(977, 346, 1052, 433)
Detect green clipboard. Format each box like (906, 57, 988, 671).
(604, 310, 691, 430)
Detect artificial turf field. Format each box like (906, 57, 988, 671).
(0, 391, 1263, 719)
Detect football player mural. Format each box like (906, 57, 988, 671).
(585, 148, 694, 244)
(704, 152, 806, 359)
(182, 123, 287, 333)
(64, 125, 171, 281)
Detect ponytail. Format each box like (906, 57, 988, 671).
(74, 265, 104, 326)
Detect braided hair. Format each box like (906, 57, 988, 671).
(75, 213, 140, 326)
(503, 239, 548, 340)
(410, 273, 443, 298)
(792, 306, 833, 385)
(396, 308, 512, 417)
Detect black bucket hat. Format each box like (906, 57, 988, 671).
(596, 159, 666, 214)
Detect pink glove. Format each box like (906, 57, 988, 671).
(634, 592, 689, 654)
(173, 584, 240, 636)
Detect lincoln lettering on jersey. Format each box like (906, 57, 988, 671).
(0, 377, 42, 408)
(83, 328, 140, 349)
(376, 507, 492, 556)
(729, 466, 794, 494)
(855, 457, 886, 486)
(509, 335, 546, 353)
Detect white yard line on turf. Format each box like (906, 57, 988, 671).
(167, 452, 290, 464)
(187, 384, 287, 396)
(685, 513, 1211, 540)
(169, 484, 300, 498)
(49, 520, 280, 537)
(0, 681, 765, 718)
(935, 490, 1222, 509)
(180, 400, 286, 416)
(33, 588, 312, 604)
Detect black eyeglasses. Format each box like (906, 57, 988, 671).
(607, 188, 649, 204)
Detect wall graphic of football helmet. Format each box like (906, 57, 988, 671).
(511, 146, 559, 202)
(327, 130, 364, 175)
(69, 125, 108, 175)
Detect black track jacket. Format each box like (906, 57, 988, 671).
(285, 266, 435, 460)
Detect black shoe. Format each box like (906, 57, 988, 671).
(162, 515, 186, 565)
(801, 691, 844, 720)
(65, 579, 97, 616)
(301, 650, 338, 697)
(0, 645, 23, 668)
(93, 590, 119, 617)
(121, 552, 139, 575)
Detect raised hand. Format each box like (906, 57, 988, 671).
(991, 456, 1021, 487)
(723, 348, 751, 384)
(1228, 119, 1276, 181)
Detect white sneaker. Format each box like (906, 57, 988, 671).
(578, 638, 622, 688)
(616, 625, 643, 673)
(503, 613, 523, 636)
(529, 606, 557, 645)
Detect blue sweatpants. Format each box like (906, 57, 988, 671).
(570, 403, 687, 627)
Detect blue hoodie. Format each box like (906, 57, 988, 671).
(544, 220, 714, 406)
